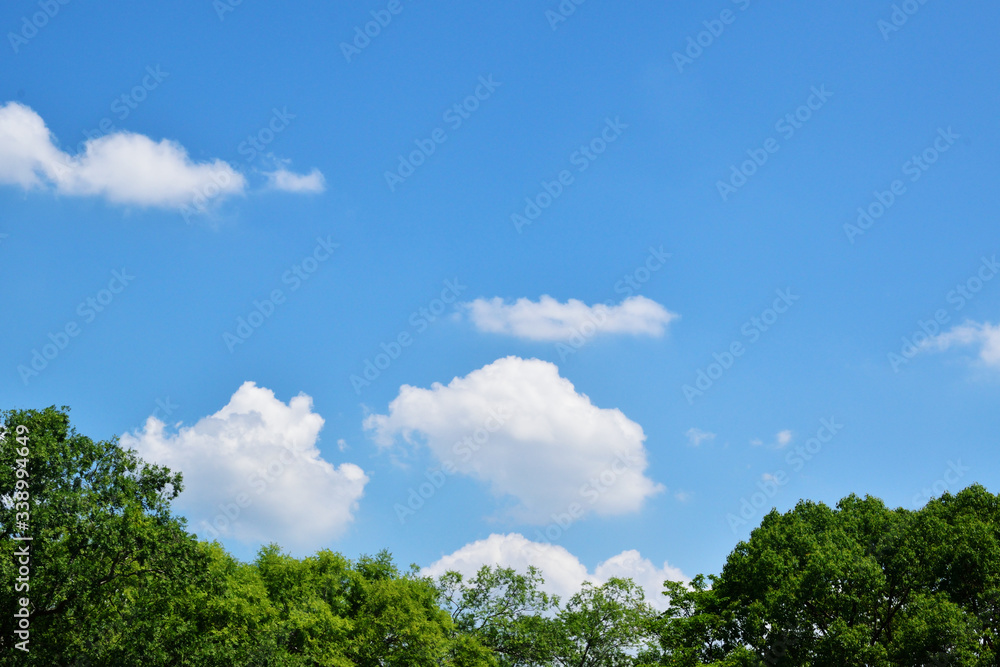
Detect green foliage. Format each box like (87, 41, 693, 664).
(649, 488, 1000, 666)
(0, 406, 207, 665)
(552, 578, 658, 667)
(438, 564, 556, 666)
(3, 405, 999, 666)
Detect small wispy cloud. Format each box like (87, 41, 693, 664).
(265, 166, 326, 193)
(685, 427, 716, 447)
(750, 430, 792, 449)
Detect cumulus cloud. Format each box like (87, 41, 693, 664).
(265, 166, 326, 193)
(463, 295, 677, 341)
(365, 356, 663, 523)
(421, 533, 687, 611)
(0, 102, 246, 208)
(923, 321, 1000, 368)
(121, 382, 368, 550)
(685, 427, 715, 447)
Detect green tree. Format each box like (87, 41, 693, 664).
(343, 552, 494, 667)
(551, 578, 657, 667)
(0, 406, 207, 665)
(0, 406, 496, 665)
(649, 487, 1000, 666)
(437, 564, 558, 666)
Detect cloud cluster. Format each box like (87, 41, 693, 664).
(122, 382, 367, 550)
(0, 102, 325, 209)
(463, 295, 677, 341)
(750, 429, 792, 449)
(0, 102, 244, 207)
(421, 533, 687, 610)
(365, 356, 663, 523)
(923, 321, 1000, 368)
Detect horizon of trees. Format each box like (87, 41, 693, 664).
(1, 406, 998, 666)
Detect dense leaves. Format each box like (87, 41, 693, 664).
(2, 406, 999, 665)
(648, 489, 1000, 666)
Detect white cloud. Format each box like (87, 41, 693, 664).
(923, 321, 1000, 368)
(685, 427, 715, 447)
(0, 102, 245, 208)
(121, 381, 368, 550)
(421, 533, 687, 611)
(265, 166, 326, 193)
(750, 430, 792, 449)
(365, 356, 663, 523)
(674, 490, 692, 503)
(463, 295, 677, 341)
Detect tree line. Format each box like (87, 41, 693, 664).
(1, 406, 997, 665)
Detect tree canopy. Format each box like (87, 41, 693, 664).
(2, 405, 998, 666)
(647, 488, 1000, 665)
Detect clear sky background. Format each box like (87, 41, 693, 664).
(2, 0, 998, 602)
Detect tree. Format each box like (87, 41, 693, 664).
(0, 406, 496, 665)
(437, 564, 558, 666)
(649, 486, 1000, 666)
(0, 406, 208, 665)
(552, 578, 657, 667)
(438, 567, 659, 667)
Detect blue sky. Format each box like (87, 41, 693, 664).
(2, 0, 999, 600)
